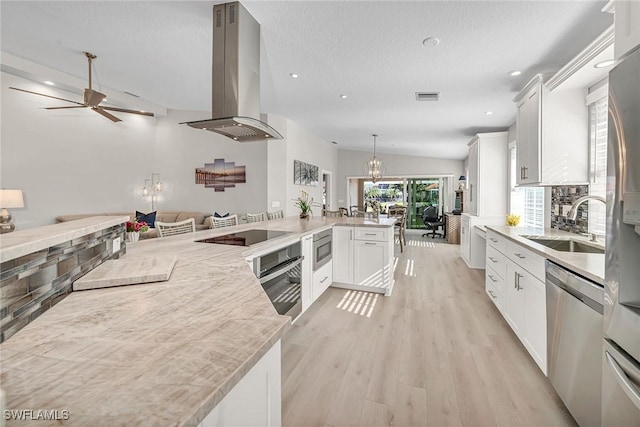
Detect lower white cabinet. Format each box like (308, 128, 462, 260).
(332, 225, 394, 295)
(486, 230, 547, 375)
(312, 260, 332, 301)
(200, 340, 281, 427)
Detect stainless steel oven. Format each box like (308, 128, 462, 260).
(253, 241, 303, 320)
(312, 229, 332, 271)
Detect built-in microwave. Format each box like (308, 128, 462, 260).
(312, 229, 332, 271)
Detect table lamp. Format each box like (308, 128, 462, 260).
(458, 175, 467, 190)
(0, 189, 24, 234)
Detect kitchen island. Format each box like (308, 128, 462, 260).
(0, 215, 394, 426)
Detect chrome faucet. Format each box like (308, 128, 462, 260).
(566, 195, 606, 221)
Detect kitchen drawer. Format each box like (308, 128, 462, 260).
(486, 229, 507, 253)
(506, 240, 545, 281)
(486, 265, 505, 297)
(486, 245, 507, 279)
(354, 227, 387, 242)
(312, 260, 333, 301)
(485, 267, 503, 313)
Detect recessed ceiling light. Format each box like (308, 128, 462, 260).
(508, 70, 522, 77)
(422, 37, 440, 47)
(43, 81, 55, 86)
(485, 111, 494, 115)
(289, 73, 299, 79)
(340, 94, 348, 99)
(594, 60, 615, 68)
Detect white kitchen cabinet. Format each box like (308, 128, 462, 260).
(332, 225, 394, 295)
(466, 132, 508, 217)
(467, 140, 479, 215)
(609, 0, 640, 60)
(513, 74, 588, 186)
(354, 240, 388, 290)
(332, 226, 354, 284)
(460, 214, 491, 269)
(200, 340, 281, 427)
(300, 234, 314, 314)
(522, 269, 547, 373)
(461, 215, 470, 263)
(485, 229, 547, 375)
(312, 260, 332, 301)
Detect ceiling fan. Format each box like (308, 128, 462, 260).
(9, 52, 154, 122)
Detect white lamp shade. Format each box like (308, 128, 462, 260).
(0, 189, 24, 208)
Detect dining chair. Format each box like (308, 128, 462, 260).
(354, 210, 379, 219)
(209, 214, 239, 229)
(322, 209, 344, 217)
(246, 212, 267, 223)
(388, 206, 407, 252)
(156, 218, 196, 238)
(267, 210, 284, 220)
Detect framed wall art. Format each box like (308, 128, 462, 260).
(294, 160, 318, 186)
(195, 158, 246, 192)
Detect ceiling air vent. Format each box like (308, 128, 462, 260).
(415, 92, 440, 101)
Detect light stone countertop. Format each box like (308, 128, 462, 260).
(0, 215, 395, 426)
(0, 216, 129, 262)
(486, 226, 605, 285)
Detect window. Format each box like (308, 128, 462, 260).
(509, 143, 544, 227)
(588, 95, 607, 236)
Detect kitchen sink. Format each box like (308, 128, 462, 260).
(524, 237, 605, 254)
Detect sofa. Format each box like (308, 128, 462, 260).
(55, 211, 213, 239)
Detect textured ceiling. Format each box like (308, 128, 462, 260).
(1, 1, 612, 159)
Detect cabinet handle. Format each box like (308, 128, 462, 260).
(489, 238, 497, 242)
(469, 184, 473, 202)
(488, 256, 497, 263)
(520, 166, 524, 180)
(514, 253, 526, 259)
(514, 271, 518, 289)
(488, 290, 497, 299)
(364, 242, 376, 246)
(350, 230, 353, 240)
(488, 274, 497, 283)
(320, 276, 328, 283)
(364, 233, 377, 236)
(515, 272, 523, 291)
(523, 167, 528, 180)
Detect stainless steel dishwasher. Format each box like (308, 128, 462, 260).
(546, 260, 604, 427)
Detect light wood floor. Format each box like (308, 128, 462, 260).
(281, 236, 576, 427)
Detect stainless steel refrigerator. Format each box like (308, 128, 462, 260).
(603, 46, 640, 426)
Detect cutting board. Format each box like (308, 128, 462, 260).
(73, 255, 177, 291)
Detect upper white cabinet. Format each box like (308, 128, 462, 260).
(466, 132, 508, 217)
(607, 0, 640, 60)
(513, 75, 588, 186)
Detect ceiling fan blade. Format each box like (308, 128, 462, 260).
(9, 87, 85, 106)
(101, 106, 154, 117)
(45, 106, 87, 110)
(92, 107, 122, 123)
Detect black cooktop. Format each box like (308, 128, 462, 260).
(195, 229, 291, 246)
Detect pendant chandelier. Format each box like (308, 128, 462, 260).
(363, 134, 386, 182)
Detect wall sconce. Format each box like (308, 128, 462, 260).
(0, 189, 24, 234)
(141, 173, 162, 211)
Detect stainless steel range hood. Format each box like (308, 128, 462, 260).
(182, 2, 282, 142)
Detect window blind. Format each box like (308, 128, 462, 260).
(588, 97, 607, 236)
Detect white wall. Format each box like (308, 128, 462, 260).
(1, 72, 276, 229)
(266, 115, 339, 218)
(336, 149, 465, 207)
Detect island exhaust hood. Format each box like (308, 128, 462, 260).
(182, 2, 282, 142)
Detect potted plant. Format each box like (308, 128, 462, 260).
(293, 190, 318, 219)
(125, 219, 149, 242)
